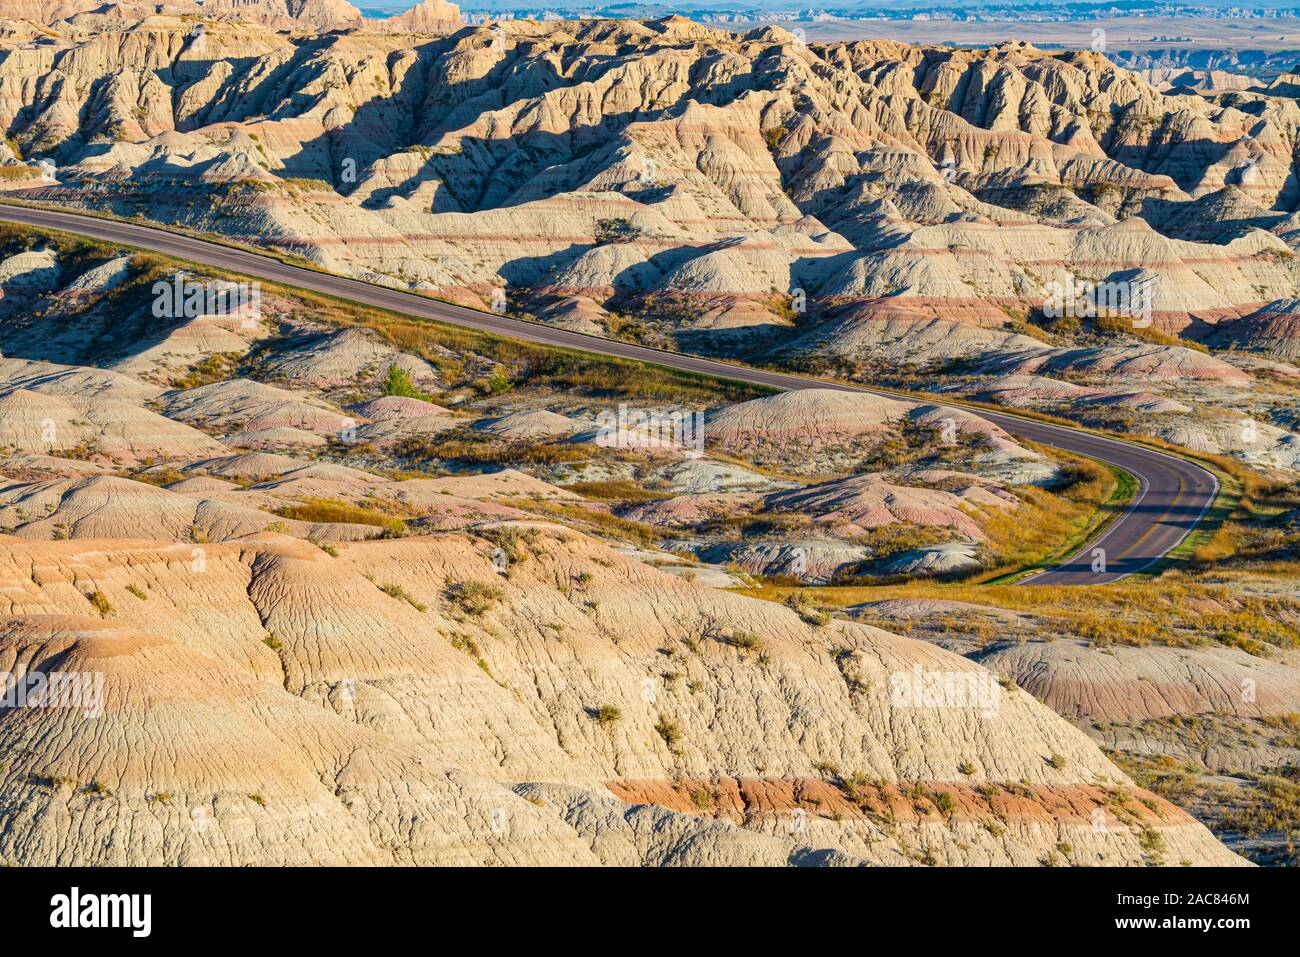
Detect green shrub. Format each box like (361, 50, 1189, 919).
(89, 591, 114, 617)
(654, 718, 683, 748)
(381, 362, 429, 401)
(449, 580, 504, 616)
(381, 581, 427, 612)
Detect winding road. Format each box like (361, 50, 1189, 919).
(0, 201, 1220, 585)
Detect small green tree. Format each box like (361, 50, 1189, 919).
(381, 363, 427, 401)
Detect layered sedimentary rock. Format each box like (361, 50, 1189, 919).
(2, 15, 1299, 352)
(0, 533, 1246, 865)
(10, 1, 366, 30)
(0, 221, 1272, 867)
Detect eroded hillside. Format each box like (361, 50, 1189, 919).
(1, 13, 1298, 867)
(1, 14, 1298, 477)
(0, 228, 1262, 866)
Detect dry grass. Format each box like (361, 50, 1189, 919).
(565, 480, 670, 502)
(275, 497, 407, 536)
(1114, 736, 1300, 866)
(1187, 473, 1300, 573)
(172, 351, 242, 390)
(395, 430, 588, 470)
(739, 573, 1300, 655)
(292, 290, 765, 406)
(509, 498, 671, 548)
(824, 451, 1125, 586)
(447, 580, 505, 616)
(975, 453, 1120, 578)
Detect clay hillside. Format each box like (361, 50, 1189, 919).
(1, 15, 1299, 474)
(0, 227, 1275, 867)
(0, 14, 1299, 869)
(3, 1, 461, 32)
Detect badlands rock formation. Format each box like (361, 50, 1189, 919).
(1, 15, 1297, 472)
(4, 1, 459, 32)
(0, 15, 1296, 343)
(0, 532, 1245, 866)
(3, 15, 1300, 867)
(0, 228, 1265, 866)
(852, 582, 1300, 862)
(702, 389, 1051, 480)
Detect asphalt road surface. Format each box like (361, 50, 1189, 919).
(0, 201, 1220, 585)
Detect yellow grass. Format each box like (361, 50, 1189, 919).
(275, 497, 407, 535)
(736, 573, 1300, 655)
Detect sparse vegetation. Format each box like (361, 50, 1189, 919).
(783, 591, 831, 626)
(739, 573, 1300, 657)
(932, 790, 957, 816)
(88, 591, 114, 617)
(172, 352, 241, 390)
(380, 581, 427, 612)
(381, 362, 430, 401)
(654, 717, 683, 749)
(1138, 826, 1165, 856)
(447, 580, 505, 616)
(475, 525, 540, 564)
(593, 217, 643, 245)
(275, 498, 407, 537)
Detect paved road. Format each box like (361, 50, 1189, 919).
(0, 201, 1219, 585)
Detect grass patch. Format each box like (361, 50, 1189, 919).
(565, 479, 670, 502)
(396, 430, 589, 469)
(447, 580, 504, 616)
(739, 573, 1300, 655)
(88, 591, 114, 617)
(275, 497, 407, 536)
(380, 581, 427, 612)
(510, 498, 671, 548)
(981, 458, 1136, 585)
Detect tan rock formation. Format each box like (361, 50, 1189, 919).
(366, 0, 461, 35)
(0, 533, 1246, 865)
